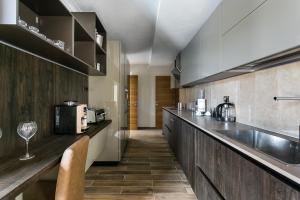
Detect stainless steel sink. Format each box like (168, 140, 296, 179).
(215, 129, 300, 164)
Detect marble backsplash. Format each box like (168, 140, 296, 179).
(179, 61, 300, 138)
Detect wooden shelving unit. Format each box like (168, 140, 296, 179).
(72, 12, 107, 75)
(0, 0, 107, 76)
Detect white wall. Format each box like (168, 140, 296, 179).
(130, 64, 172, 127)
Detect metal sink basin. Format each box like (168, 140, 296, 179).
(215, 129, 300, 164)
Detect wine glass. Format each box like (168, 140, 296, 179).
(17, 121, 37, 160)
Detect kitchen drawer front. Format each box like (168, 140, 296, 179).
(195, 130, 227, 195)
(179, 120, 195, 188)
(195, 129, 300, 200)
(195, 166, 224, 200)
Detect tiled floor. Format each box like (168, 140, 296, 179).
(84, 130, 197, 200)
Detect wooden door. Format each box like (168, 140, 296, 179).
(128, 75, 138, 130)
(155, 76, 175, 129)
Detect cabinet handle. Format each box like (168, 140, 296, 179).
(196, 165, 225, 200)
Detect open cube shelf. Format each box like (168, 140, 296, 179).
(0, 0, 107, 76)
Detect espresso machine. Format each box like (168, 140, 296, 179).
(54, 101, 88, 134)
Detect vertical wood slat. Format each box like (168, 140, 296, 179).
(0, 43, 88, 157)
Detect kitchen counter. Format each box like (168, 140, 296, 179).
(0, 120, 112, 200)
(163, 107, 300, 186)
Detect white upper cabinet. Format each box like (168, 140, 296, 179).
(181, 0, 300, 86)
(181, 6, 221, 86)
(222, 0, 300, 70)
(221, 0, 267, 35)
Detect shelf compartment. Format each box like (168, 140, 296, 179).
(0, 25, 103, 76)
(74, 19, 94, 42)
(72, 12, 107, 74)
(74, 41, 95, 67)
(0, 1, 106, 76)
(19, 2, 73, 54)
(96, 43, 106, 55)
(96, 54, 107, 75)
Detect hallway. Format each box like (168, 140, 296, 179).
(84, 130, 197, 200)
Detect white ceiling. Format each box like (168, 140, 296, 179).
(62, 0, 222, 66)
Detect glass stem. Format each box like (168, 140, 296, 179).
(26, 140, 29, 156)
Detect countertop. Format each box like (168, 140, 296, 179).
(0, 120, 112, 200)
(163, 107, 300, 186)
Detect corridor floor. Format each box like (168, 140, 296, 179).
(84, 130, 197, 200)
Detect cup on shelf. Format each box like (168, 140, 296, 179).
(46, 38, 54, 44)
(18, 17, 27, 28)
(96, 63, 101, 71)
(96, 33, 103, 47)
(54, 40, 65, 50)
(28, 26, 39, 34)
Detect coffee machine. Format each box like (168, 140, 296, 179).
(55, 102, 88, 134)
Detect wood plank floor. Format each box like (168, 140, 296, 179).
(84, 130, 197, 200)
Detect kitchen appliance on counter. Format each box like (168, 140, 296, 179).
(195, 90, 206, 116)
(215, 96, 236, 122)
(87, 108, 106, 123)
(55, 102, 88, 134)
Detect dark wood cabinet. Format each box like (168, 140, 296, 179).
(195, 129, 300, 200)
(163, 110, 300, 200)
(180, 120, 195, 188)
(195, 166, 224, 200)
(0, 0, 107, 76)
(162, 110, 195, 188)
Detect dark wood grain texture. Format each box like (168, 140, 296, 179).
(162, 110, 195, 189)
(164, 109, 300, 200)
(0, 43, 88, 157)
(195, 129, 300, 200)
(0, 120, 112, 200)
(195, 166, 224, 200)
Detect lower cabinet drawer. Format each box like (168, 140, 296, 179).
(195, 130, 300, 200)
(195, 166, 224, 200)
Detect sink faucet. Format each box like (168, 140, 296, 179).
(274, 96, 300, 140)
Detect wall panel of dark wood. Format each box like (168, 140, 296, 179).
(0, 43, 88, 157)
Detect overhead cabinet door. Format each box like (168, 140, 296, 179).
(180, 6, 221, 86)
(222, 0, 300, 70)
(221, 0, 267, 34)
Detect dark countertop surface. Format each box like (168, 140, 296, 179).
(0, 120, 111, 200)
(163, 107, 300, 186)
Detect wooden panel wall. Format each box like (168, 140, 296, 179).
(0, 43, 88, 156)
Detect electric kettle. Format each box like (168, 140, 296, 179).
(215, 96, 236, 122)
